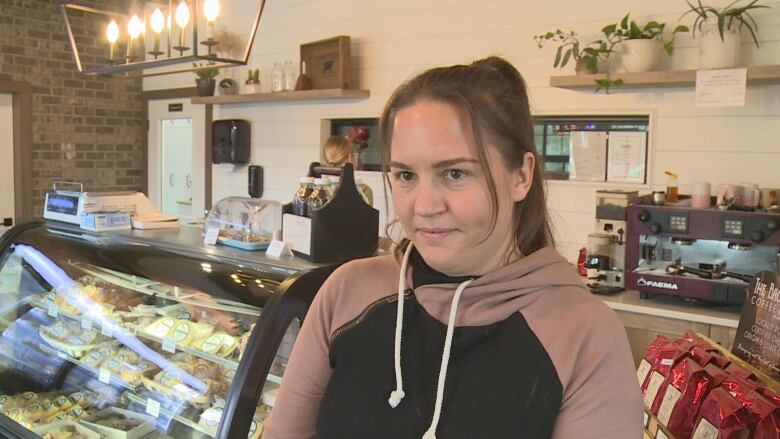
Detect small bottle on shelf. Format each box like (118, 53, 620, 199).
(283, 61, 296, 91)
(271, 62, 283, 92)
(307, 178, 330, 214)
(295, 61, 313, 91)
(665, 171, 679, 203)
(292, 177, 315, 217)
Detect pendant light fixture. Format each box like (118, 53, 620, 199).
(60, 0, 266, 77)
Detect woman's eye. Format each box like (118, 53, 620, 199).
(445, 169, 466, 180)
(394, 171, 415, 182)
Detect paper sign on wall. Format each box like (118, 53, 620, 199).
(695, 68, 747, 108)
(607, 131, 646, 183)
(282, 214, 312, 255)
(568, 131, 607, 182)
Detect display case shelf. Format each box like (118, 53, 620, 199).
(126, 392, 215, 438)
(550, 65, 780, 89)
(191, 88, 370, 105)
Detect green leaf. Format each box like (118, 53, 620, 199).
(560, 49, 572, 68)
(664, 41, 674, 55)
(717, 14, 726, 42)
(614, 79, 624, 86)
(742, 18, 760, 47)
(554, 46, 563, 68)
(602, 24, 617, 36)
(620, 14, 630, 29)
(674, 25, 690, 33)
(586, 57, 598, 71)
(545, 32, 554, 39)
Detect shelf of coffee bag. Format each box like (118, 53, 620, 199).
(191, 88, 370, 105)
(126, 392, 215, 439)
(550, 65, 780, 89)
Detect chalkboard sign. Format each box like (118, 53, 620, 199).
(732, 271, 780, 381)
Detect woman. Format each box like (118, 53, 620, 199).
(322, 135, 354, 167)
(263, 57, 642, 438)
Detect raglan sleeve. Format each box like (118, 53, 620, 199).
(261, 269, 341, 439)
(550, 308, 645, 439)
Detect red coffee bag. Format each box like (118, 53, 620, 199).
(655, 358, 714, 439)
(691, 387, 751, 439)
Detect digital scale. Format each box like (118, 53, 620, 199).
(43, 181, 168, 231)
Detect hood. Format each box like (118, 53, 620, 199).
(406, 245, 587, 327)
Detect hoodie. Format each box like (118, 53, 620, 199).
(263, 245, 643, 438)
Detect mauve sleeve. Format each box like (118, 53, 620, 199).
(550, 309, 645, 439)
(261, 274, 338, 439)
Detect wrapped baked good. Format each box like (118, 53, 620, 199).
(81, 346, 114, 368)
(198, 407, 224, 435)
(144, 317, 176, 339)
(692, 387, 751, 439)
(0, 395, 15, 410)
(16, 391, 39, 406)
(52, 394, 73, 411)
(655, 358, 715, 438)
(22, 404, 45, 423)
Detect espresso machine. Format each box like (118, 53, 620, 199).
(585, 190, 638, 295)
(626, 194, 780, 305)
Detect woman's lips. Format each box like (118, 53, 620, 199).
(417, 228, 455, 240)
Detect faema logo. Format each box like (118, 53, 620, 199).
(637, 277, 679, 290)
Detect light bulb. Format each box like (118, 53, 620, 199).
(150, 9, 165, 34)
(127, 15, 143, 39)
(175, 1, 190, 29)
(203, 0, 220, 22)
(106, 19, 119, 44)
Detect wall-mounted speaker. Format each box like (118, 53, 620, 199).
(212, 119, 250, 164)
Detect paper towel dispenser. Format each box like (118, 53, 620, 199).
(213, 119, 250, 164)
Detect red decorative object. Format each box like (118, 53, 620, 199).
(347, 126, 370, 150)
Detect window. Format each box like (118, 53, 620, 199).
(533, 115, 650, 183)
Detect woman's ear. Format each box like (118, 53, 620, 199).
(511, 152, 535, 202)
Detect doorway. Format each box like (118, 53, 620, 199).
(0, 94, 13, 236)
(147, 98, 206, 221)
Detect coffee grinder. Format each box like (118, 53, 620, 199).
(585, 190, 638, 294)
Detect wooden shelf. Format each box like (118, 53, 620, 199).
(191, 88, 370, 104)
(550, 65, 780, 89)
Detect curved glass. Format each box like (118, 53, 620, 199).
(0, 223, 301, 438)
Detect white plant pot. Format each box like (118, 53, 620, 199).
(616, 39, 663, 73)
(698, 23, 741, 69)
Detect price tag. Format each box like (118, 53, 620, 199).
(47, 302, 59, 318)
(162, 337, 176, 354)
(101, 322, 113, 337)
(265, 240, 290, 258)
(81, 317, 93, 331)
(204, 228, 219, 245)
(145, 398, 161, 418)
(98, 368, 111, 384)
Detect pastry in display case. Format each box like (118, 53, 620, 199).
(0, 221, 336, 438)
(205, 198, 282, 251)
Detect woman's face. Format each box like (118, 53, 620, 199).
(390, 99, 534, 276)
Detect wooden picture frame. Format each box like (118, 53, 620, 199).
(300, 36, 351, 90)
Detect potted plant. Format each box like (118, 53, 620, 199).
(245, 69, 260, 94)
(602, 14, 689, 73)
(194, 63, 219, 97)
(534, 30, 610, 74)
(680, 0, 770, 69)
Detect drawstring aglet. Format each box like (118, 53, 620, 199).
(388, 389, 405, 408)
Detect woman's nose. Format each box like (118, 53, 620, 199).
(413, 179, 446, 217)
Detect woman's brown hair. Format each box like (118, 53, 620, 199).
(379, 56, 554, 256)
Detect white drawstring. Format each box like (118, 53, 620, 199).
(388, 242, 415, 408)
(421, 278, 473, 439)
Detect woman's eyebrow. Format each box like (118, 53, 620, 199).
(390, 158, 479, 170)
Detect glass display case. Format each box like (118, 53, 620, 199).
(0, 221, 336, 438)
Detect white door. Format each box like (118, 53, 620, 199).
(148, 99, 206, 221)
(0, 94, 13, 236)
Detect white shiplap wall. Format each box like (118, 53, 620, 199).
(144, 0, 780, 262)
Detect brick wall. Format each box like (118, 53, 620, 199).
(0, 0, 144, 215)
